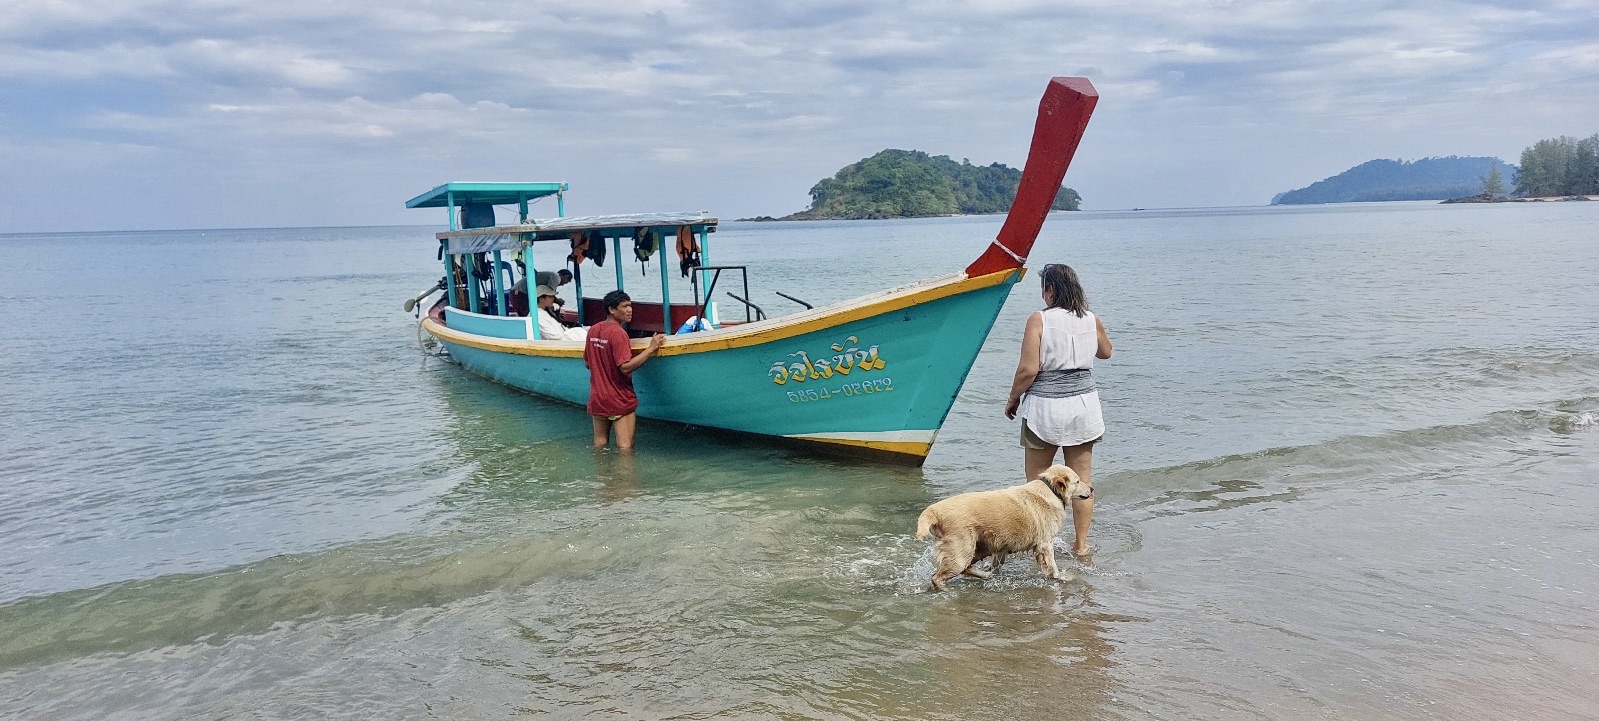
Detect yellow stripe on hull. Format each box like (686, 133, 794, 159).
(787, 435, 934, 460)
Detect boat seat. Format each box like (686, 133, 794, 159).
(575, 297, 716, 336)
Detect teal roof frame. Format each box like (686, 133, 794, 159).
(404, 181, 567, 209)
(435, 212, 717, 255)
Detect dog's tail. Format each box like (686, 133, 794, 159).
(915, 508, 941, 540)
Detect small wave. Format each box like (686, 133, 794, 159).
(1114, 395, 1599, 518)
(1550, 409, 1597, 434)
(1413, 346, 1599, 383)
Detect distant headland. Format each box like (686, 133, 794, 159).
(742, 149, 1081, 221)
(1271, 157, 1517, 205)
(1273, 132, 1598, 206)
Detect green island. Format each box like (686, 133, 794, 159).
(747, 149, 1081, 221)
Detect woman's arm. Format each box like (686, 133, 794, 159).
(1095, 315, 1113, 359)
(1005, 311, 1044, 419)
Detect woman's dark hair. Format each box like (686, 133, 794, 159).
(603, 289, 631, 311)
(1040, 263, 1088, 317)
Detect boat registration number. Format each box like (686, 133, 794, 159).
(786, 377, 894, 403)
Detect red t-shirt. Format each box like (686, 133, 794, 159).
(585, 320, 637, 416)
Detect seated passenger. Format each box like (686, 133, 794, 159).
(534, 285, 588, 341)
(511, 266, 573, 313)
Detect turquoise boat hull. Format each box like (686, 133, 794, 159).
(425, 270, 1022, 463)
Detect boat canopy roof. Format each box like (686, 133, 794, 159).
(405, 181, 567, 209)
(436, 211, 718, 255)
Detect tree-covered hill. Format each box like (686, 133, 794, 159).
(1272, 156, 1517, 205)
(783, 149, 1081, 220)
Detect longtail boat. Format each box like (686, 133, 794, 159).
(406, 77, 1097, 464)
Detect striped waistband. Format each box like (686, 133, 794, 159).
(1027, 368, 1095, 398)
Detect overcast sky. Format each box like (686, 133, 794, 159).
(3, 0, 1595, 232)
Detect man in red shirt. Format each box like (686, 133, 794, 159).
(585, 290, 666, 450)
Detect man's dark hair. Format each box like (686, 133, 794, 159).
(558, 269, 573, 281)
(603, 289, 631, 311)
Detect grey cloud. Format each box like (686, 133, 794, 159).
(1, 0, 1596, 230)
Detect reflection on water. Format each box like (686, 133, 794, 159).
(594, 448, 640, 504)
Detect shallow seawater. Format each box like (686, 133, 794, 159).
(1, 202, 1596, 719)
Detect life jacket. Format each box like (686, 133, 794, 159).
(676, 225, 702, 277)
(568, 232, 588, 266)
(634, 228, 658, 262)
(584, 230, 607, 266)
(569, 231, 609, 267)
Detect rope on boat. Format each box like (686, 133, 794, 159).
(417, 321, 451, 359)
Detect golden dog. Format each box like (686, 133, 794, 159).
(915, 465, 1087, 591)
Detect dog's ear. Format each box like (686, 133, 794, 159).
(1043, 465, 1076, 484)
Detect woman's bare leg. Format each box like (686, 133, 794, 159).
(592, 417, 612, 448)
(1024, 445, 1058, 483)
(1061, 442, 1095, 556)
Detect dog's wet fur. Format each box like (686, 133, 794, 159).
(914, 464, 1087, 591)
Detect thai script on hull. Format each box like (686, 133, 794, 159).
(768, 335, 887, 385)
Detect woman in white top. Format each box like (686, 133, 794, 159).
(1004, 263, 1113, 557)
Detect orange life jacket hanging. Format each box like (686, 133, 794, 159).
(568, 232, 588, 266)
(568, 230, 608, 267)
(676, 225, 702, 278)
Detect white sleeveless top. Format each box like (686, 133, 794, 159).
(1017, 308, 1104, 446)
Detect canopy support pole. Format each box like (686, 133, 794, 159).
(491, 250, 507, 316)
(659, 233, 673, 334)
(442, 240, 454, 310)
(612, 236, 624, 290)
(524, 242, 540, 339)
(697, 227, 712, 313)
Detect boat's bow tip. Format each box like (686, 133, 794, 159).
(963, 76, 1099, 278)
(1050, 76, 1098, 96)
